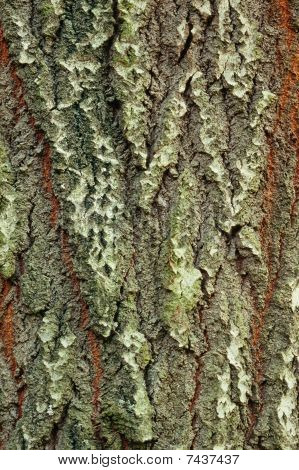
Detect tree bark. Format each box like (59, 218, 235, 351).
(0, 0, 298, 450)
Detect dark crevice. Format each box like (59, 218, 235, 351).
(177, 20, 193, 64)
(47, 401, 71, 450)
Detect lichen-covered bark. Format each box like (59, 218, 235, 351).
(0, 0, 298, 450)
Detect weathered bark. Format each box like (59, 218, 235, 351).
(0, 0, 298, 450)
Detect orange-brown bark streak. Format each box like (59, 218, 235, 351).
(61, 232, 102, 419)
(290, 89, 299, 219)
(1, 26, 31, 421)
(0, 280, 17, 375)
(0, 278, 26, 421)
(249, 0, 299, 435)
(0, 25, 102, 426)
(0, 27, 9, 65)
(276, 1, 299, 218)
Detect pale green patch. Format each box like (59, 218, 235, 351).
(10, 11, 36, 64)
(42, 331, 76, 406)
(38, 316, 58, 344)
(60, 333, 76, 348)
(276, 291, 299, 448)
(289, 278, 299, 312)
(112, 0, 150, 168)
(277, 346, 298, 448)
(161, 168, 202, 348)
(49, 110, 74, 166)
(226, 322, 251, 403)
(177, 19, 188, 41)
(0, 139, 17, 278)
(67, 176, 91, 238)
(51, 98, 130, 337)
(66, 137, 128, 336)
(232, 90, 276, 219)
(90, 2, 115, 48)
(198, 227, 224, 296)
(133, 387, 153, 441)
(216, 366, 236, 419)
(216, 264, 252, 418)
(218, 291, 229, 325)
(192, 0, 212, 17)
(239, 226, 262, 258)
(217, 0, 262, 98)
(37, 310, 77, 410)
(57, 55, 100, 109)
(218, 0, 230, 42)
(191, 70, 233, 229)
(29, 1, 133, 339)
(34, 62, 56, 110)
(36, 402, 47, 414)
(50, 0, 64, 16)
(139, 78, 190, 209)
(251, 91, 276, 128)
(119, 315, 153, 441)
(121, 329, 151, 371)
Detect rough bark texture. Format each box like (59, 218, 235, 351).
(0, 0, 298, 450)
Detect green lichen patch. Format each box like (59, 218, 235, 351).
(0, 138, 17, 278)
(159, 167, 202, 348)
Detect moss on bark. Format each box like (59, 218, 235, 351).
(0, 0, 298, 450)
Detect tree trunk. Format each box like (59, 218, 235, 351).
(0, 0, 298, 450)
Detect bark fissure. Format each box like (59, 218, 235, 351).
(0, 0, 298, 450)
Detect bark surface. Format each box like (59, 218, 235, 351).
(0, 0, 298, 450)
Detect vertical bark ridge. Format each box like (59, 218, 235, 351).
(0, 279, 17, 375)
(0, 20, 101, 448)
(42, 142, 60, 228)
(0, 0, 298, 450)
(60, 230, 102, 422)
(247, 0, 299, 448)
